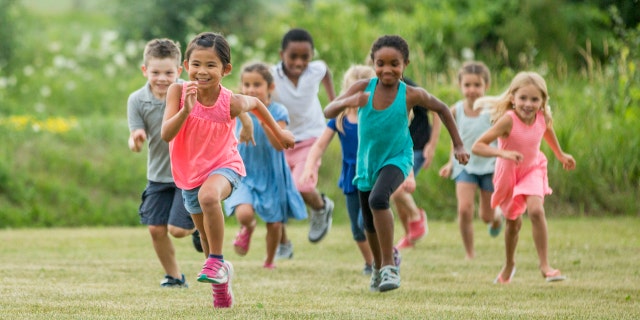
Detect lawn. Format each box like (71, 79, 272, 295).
(0, 217, 638, 319)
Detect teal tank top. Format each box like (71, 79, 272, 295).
(353, 78, 413, 191)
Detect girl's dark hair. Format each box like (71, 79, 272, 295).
(241, 62, 274, 86)
(184, 32, 231, 67)
(370, 35, 409, 63)
(281, 28, 314, 50)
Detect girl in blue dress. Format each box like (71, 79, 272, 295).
(223, 62, 306, 269)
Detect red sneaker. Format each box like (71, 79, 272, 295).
(408, 209, 427, 242)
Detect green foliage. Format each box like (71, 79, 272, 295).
(111, 0, 265, 46)
(0, 0, 22, 72)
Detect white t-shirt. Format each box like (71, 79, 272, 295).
(271, 60, 327, 141)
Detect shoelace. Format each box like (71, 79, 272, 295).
(212, 283, 231, 307)
(201, 259, 226, 281)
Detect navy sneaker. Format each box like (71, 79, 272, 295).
(192, 229, 203, 253)
(160, 274, 188, 288)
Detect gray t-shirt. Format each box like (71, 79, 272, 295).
(127, 82, 179, 183)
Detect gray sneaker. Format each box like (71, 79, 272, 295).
(275, 241, 293, 260)
(308, 194, 334, 243)
(160, 274, 188, 288)
(369, 266, 381, 292)
(379, 265, 401, 292)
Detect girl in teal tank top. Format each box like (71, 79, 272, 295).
(324, 35, 469, 293)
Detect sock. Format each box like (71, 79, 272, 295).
(208, 254, 224, 260)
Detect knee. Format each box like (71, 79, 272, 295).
(368, 193, 390, 210)
(198, 192, 222, 210)
(148, 225, 168, 240)
(168, 225, 191, 238)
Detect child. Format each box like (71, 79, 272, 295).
(223, 62, 307, 269)
(271, 28, 337, 251)
(161, 32, 294, 308)
(324, 35, 469, 292)
(438, 61, 503, 260)
(392, 77, 441, 250)
(471, 71, 576, 283)
(126, 38, 200, 288)
(300, 65, 375, 275)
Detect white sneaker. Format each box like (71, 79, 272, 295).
(275, 241, 293, 260)
(308, 194, 334, 243)
(378, 265, 401, 292)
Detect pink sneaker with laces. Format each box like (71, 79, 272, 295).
(197, 258, 229, 284)
(233, 222, 255, 256)
(395, 236, 414, 250)
(408, 209, 427, 242)
(211, 261, 234, 308)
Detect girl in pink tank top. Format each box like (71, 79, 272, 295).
(472, 72, 576, 285)
(161, 32, 294, 308)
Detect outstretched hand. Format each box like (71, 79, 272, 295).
(279, 129, 295, 149)
(560, 153, 576, 170)
(453, 146, 470, 165)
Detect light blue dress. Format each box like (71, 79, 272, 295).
(223, 102, 307, 223)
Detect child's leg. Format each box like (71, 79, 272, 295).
(264, 222, 282, 266)
(526, 195, 555, 274)
(198, 174, 233, 255)
(499, 215, 521, 281)
(346, 192, 373, 266)
(148, 224, 180, 278)
(369, 166, 405, 268)
(456, 182, 477, 259)
(359, 190, 380, 268)
(191, 213, 209, 257)
(232, 204, 256, 256)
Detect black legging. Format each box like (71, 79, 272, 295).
(358, 165, 405, 233)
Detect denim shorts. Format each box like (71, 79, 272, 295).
(454, 170, 494, 192)
(181, 168, 242, 214)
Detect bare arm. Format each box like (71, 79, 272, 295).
(321, 65, 336, 101)
(128, 129, 146, 152)
(161, 83, 192, 142)
(324, 80, 369, 118)
(236, 112, 256, 146)
(422, 110, 441, 169)
(471, 113, 525, 163)
(543, 118, 576, 170)
(438, 106, 455, 178)
(230, 94, 294, 149)
(408, 87, 469, 165)
(262, 120, 287, 151)
(299, 128, 335, 185)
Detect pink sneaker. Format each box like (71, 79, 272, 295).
(408, 209, 427, 242)
(233, 222, 255, 256)
(263, 262, 276, 269)
(197, 258, 229, 284)
(395, 236, 414, 250)
(212, 261, 234, 308)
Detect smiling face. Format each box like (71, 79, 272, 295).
(142, 57, 181, 99)
(372, 46, 406, 86)
(280, 41, 313, 81)
(460, 73, 488, 106)
(184, 48, 231, 90)
(241, 71, 273, 105)
(511, 83, 544, 124)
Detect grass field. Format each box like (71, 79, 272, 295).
(0, 217, 638, 319)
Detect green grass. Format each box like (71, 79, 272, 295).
(1, 217, 638, 319)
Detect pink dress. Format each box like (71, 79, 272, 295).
(169, 84, 246, 190)
(492, 110, 551, 220)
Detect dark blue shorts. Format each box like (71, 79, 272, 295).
(138, 181, 194, 229)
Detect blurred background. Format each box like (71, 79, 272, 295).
(0, 0, 638, 227)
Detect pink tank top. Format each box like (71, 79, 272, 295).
(169, 84, 246, 190)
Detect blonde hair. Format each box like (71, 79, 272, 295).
(474, 71, 552, 123)
(335, 65, 375, 134)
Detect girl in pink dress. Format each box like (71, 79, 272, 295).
(472, 71, 576, 284)
(161, 32, 294, 308)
